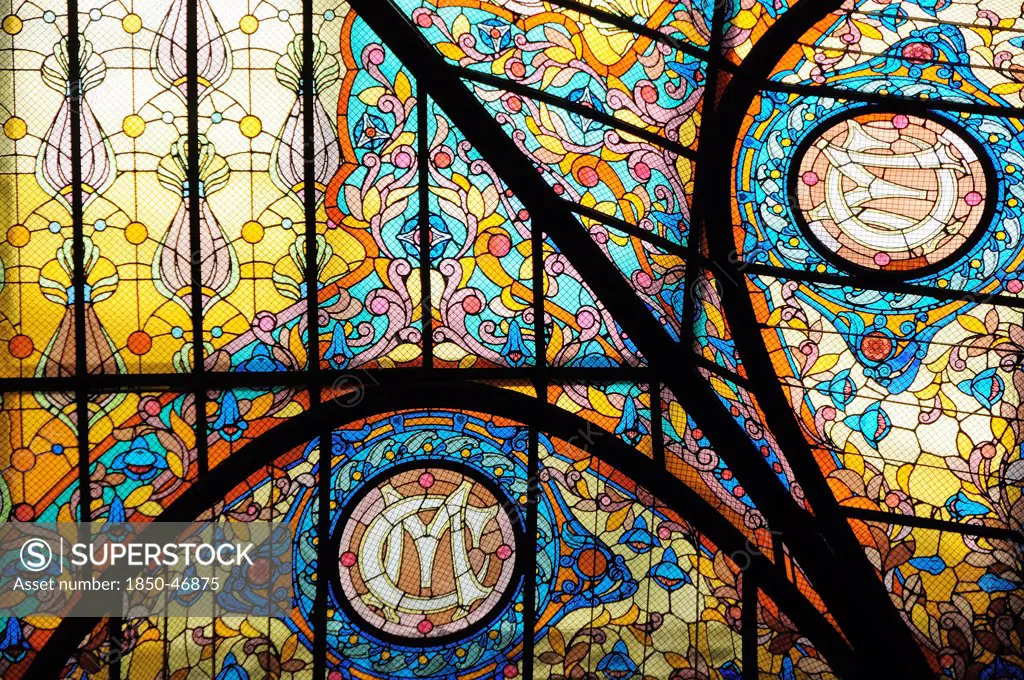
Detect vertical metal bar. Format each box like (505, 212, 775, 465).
(772, 529, 785, 574)
(638, 482, 656, 680)
(68, 0, 90, 527)
(651, 380, 663, 469)
(304, 0, 320, 376)
(526, 132, 547, 673)
(103, 2, 123, 634)
(313, 425, 331, 680)
(183, 0, 214, 674)
(532, 234, 544, 376)
(742, 572, 758, 680)
(305, 3, 328, 680)
(418, 88, 433, 366)
(69, 6, 105, 673)
(108, 617, 122, 680)
(643, 383, 662, 680)
(162, 616, 169, 678)
(186, 0, 209, 479)
(695, 532, 701, 660)
(586, 456, 602, 676)
(681, 0, 727, 354)
(521, 424, 539, 679)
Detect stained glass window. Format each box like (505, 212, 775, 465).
(1, 0, 1022, 679)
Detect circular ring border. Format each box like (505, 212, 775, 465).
(786, 104, 999, 281)
(326, 458, 528, 649)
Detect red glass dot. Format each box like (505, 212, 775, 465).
(488, 233, 511, 257)
(8, 334, 33, 359)
(128, 330, 152, 356)
(861, 332, 893, 362)
(576, 166, 599, 188)
(900, 43, 934, 65)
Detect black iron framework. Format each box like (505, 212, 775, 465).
(19, 1, 1024, 678)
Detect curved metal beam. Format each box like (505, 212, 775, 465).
(346, 1, 917, 676)
(703, 0, 934, 675)
(29, 379, 854, 677)
(546, 0, 724, 67)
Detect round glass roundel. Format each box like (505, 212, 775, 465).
(332, 464, 519, 642)
(792, 111, 991, 274)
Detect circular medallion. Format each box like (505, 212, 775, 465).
(332, 463, 520, 643)
(792, 111, 991, 274)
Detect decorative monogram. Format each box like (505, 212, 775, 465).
(808, 119, 967, 251)
(359, 479, 498, 619)
(795, 113, 988, 272)
(336, 468, 518, 639)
